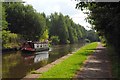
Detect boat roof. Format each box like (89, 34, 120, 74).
(26, 41, 48, 44)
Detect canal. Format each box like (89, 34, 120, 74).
(2, 43, 85, 78)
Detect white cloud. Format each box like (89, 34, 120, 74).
(44, 5, 61, 15)
(23, 0, 91, 30)
(71, 11, 91, 30)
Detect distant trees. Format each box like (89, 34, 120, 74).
(49, 13, 69, 44)
(50, 36, 60, 45)
(2, 2, 99, 48)
(49, 13, 90, 44)
(86, 30, 99, 42)
(3, 3, 46, 41)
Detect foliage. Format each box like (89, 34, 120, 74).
(3, 3, 46, 41)
(39, 29, 49, 42)
(50, 36, 60, 45)
(37, 42, 98, 78)
(76, 2, 120, 53)
(1, 5, 8, 30)
(86, 30, 100, 42)
(2, 30, 19, 48)
(107, 46, 120, 79)
(2, 4, 19, 48)
(76, 2, 120, 78)
(49, 12, 89, 44)
(99, 36, 106, 44)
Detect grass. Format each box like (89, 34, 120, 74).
(37, 42, 98, 79)
(101, 43, 106, 47)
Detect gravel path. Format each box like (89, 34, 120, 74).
(75, 43, 113, 80)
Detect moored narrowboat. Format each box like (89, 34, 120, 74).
(21, 41, 49, 52)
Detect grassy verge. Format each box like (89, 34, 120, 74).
(107, 46, 120, 79)
(37, 42, 98, 79)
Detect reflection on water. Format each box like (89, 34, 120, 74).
(2, 43, 85, 78)
(2, 51, 49, 78)
(34, 51, 49, 63)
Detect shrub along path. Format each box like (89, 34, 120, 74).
(74, 42, 113, 79)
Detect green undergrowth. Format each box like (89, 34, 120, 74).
(37, 42, 98, 79)
(107, 46, 120, 80)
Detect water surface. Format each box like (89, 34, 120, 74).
(2, 43, 85, 78)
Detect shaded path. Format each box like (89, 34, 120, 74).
(75, 43, 113, 80)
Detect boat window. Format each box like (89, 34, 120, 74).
(37, 44, 39, 48)
(40, 45, 42, 47)
(44, 44, 46, 47)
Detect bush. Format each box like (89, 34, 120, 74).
(2, 30, 20, 48)
(50, 36, 60, 45)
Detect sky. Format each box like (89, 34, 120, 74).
(23, 0, 91, 30)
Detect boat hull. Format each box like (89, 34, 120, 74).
(35, 48, 49, 52)
(21, 48, 49, 53)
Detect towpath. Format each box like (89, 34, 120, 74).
(75, 43, 113, 80)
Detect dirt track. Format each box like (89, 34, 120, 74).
(75, 43, 113, 80)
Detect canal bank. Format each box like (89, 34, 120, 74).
(22, 42, 98, 79)
(2, 47, 20, 53)
(22, 52, 74, 79)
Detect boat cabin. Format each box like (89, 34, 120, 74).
(21, 41, 49, 52)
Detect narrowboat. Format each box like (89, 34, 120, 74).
(21, 41, 49, 52)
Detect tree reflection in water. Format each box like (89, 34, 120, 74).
(2, 43, 85, 78)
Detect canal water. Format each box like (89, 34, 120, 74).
(2, 43, 85, 78)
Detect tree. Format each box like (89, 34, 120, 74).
(57, 13, 68, 44)
(2, 5, 19, 48)
(50, 36, 60, 45)
(1, 5, 8, 30)
(86, 30, 99, 42)
(4, 3, 46, 41)
(76, 2, 120, 53)
(49, 13, 68, 44)
(49, 12, 88, 44)
(39, 29, 49, 42)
